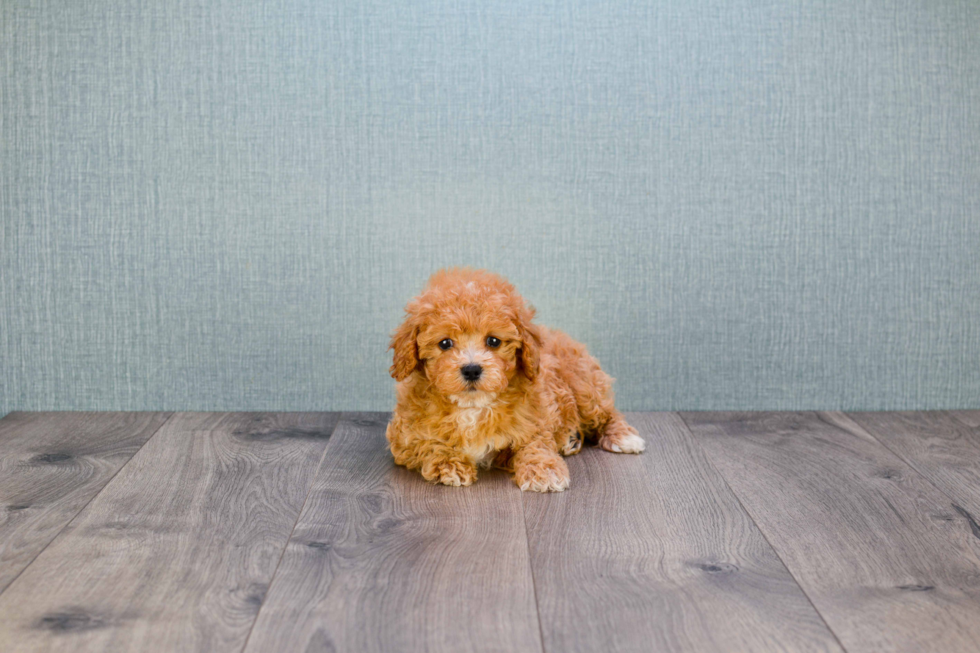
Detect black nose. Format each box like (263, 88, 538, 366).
(461, 363, 483, 382)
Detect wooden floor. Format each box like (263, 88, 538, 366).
(1, 411, 979, 652)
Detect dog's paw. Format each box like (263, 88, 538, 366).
(514, 458, 570, 493)
(600, 420, 645, 454)
(424, 459, 477, 487)
(600, 432, 645, 453)
(560, 430, 583, 456)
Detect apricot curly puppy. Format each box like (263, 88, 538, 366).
(386, 268, 644, 492)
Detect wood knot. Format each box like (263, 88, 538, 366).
(37, 611, 105, 632)
(897, 584, 934, 592)
(693, 561, 739, 574)
(29, 453, 74, 465)
(232, 428, 331, 442)
(306, 541, 332, 552)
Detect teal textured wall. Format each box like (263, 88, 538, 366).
(2, 0, 979, 413)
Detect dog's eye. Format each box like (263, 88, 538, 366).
(438, 338, 453, 350)
(486, 336, 501, 349)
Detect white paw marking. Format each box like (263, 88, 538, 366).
(436, 462, 474, 486)
(601, 432, 645, 454)
(439, 472, 463, 486)
(518, 469, 570, 493)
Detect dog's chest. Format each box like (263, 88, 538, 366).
(453, 407, 507, 466)
(453, 406, 490, 434)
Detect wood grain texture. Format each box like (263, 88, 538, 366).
(949, 411, 980, 428)
(522, 412, 842, 653)
(0, 411, 172, 594)
(850, 411, 980, 515)
(0, 412, 338, 653)
(682, 411, 980, 653)
(243, 413, 543, 653)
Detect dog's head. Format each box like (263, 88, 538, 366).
(389, 268, 540, 406)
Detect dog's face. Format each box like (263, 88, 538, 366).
(389, 269, 539, 407)
(416, 313, 521, 403)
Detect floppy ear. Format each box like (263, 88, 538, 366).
(389, 312, 421, 381)
(517, 309, 541, 382)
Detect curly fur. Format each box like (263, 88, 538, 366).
(386, 268, 644, 492)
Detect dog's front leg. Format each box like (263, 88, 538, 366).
(387, 420, 477, 486)
(418, 445, 478, 487)
(511, 440, 570, 492)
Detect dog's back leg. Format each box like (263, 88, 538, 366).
(538, 361, 584, 456)
(567, 354, 645, 454)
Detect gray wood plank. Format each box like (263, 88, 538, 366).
(243, 413, 543, 653)
(850, 411, 980, 516)
(949, 411, 980, 428)
(0, 412, 338, 653)
(682, 411, 980, 653)
(0, 411, 172, 594)
(522, 412, 842, 653)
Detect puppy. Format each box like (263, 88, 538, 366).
(385, 268, 644, 492)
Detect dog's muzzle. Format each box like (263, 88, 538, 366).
(460, 363, 483, 382)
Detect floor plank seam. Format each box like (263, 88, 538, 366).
(674, 412, 852, 653)
(520, 493, 548, 653)
(842, 412, 976, 529)
(0, 411, 177, 599)
(236, 412, 343, 653)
